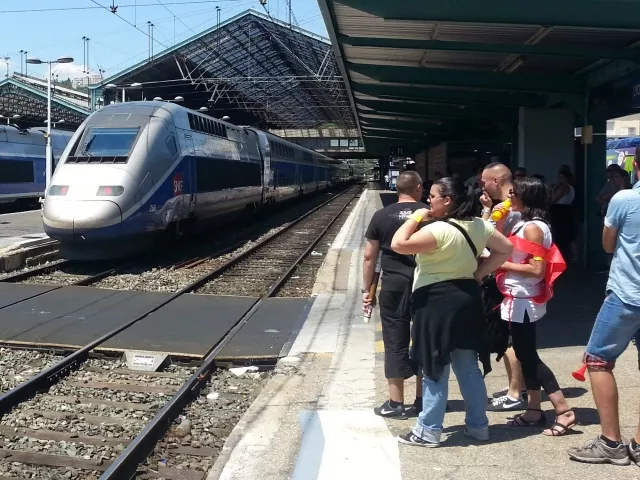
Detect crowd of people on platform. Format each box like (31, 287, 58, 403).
(362, 154, 640, 466)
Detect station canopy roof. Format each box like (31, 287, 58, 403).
(0, 76, 90, 129)
(92, 10, 356, 132)
(318, 0, 640, 155)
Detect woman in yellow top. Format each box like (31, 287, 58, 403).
(391, 176, 512, 447)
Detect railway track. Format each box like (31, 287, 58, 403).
(0, 184, 361, 479)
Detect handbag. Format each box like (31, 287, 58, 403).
(445, 220, 507, 358)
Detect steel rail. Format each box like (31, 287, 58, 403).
(0, 259, 71, 283)
(0, 185, 357, 418)
(99, 186, 359, 479)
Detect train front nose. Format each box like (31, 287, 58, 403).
(43, 199, 123, 241)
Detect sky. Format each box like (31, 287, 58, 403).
(0, 0, 328, 82)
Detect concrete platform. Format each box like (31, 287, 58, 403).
(0, 210, 49, 251)
(210, 189, 640, 480)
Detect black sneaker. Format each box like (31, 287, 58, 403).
(487, 394, 526, 412)
(374, 400, 407, 419)
(397, 432, 439, 448)
(492, 387, 528, 399)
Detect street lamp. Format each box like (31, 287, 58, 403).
(26, 55, 73, 193)
(0, 114, 21, 125)
(106, 82, 144, 102)
(45, 118, 65, 128)
(130, 82, 143, 101)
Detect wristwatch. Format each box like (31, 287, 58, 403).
(482, 208, 491, 215)
(361, 288, 369, 293)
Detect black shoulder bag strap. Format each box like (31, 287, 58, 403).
(444, 220, 478, 258)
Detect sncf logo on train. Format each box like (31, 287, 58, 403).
(173, 172, 184, 196)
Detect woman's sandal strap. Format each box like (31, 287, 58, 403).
(547, 421, 575, 436)
(509, 413, 545, 427)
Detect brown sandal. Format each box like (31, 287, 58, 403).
(543, 410, 577, 436)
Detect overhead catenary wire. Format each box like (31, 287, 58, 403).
(88, 0, 172, 52)
(0, 1, 244, 14)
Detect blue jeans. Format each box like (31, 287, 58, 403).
(412, 349, 488, 444)
(585, 291, 640, 370)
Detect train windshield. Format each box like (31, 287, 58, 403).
(81, 127, 139, 157)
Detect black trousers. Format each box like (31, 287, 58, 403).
(509, 314, 561, 394)
(379, 289, 417, 379)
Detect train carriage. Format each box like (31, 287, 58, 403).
(0, 126, 73, 207)
(43, 101, 356, 259)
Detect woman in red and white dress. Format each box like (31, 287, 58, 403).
(497, 176, 577, 436)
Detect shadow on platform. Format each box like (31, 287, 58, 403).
(537, 267, 607, 349)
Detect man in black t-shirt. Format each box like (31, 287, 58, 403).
(363, 170, 427, 418)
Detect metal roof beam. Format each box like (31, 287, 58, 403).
(348, 63, 585, 94)
(361, 119, 461, 134)
(352, 82, 545, 108)
(357, 101, 516, 123)
(338, 0, 640, 31)
(340, 35, 640, 61)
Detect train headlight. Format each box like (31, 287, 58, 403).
(49, 185, 69, 196)
(96, 186, 125, 196)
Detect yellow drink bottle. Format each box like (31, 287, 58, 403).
(490, 199, 511, 222)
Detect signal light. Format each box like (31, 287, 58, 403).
(49, 185, 69, 196)
(96, 186, 124, 196)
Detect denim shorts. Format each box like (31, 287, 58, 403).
(584, 291, 640, 370)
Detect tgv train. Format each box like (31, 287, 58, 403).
(0, 126, 73, 207)
(43, 101, 358, 259)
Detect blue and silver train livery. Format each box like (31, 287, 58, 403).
(0, 126, 73, 207)
(43, 101, 357, 259)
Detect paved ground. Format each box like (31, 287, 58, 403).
(377, 274, 640, 480)
(211, 188, 640, 480)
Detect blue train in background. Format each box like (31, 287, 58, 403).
(0, 125, 73, 209)
(43, 101, 360, 259)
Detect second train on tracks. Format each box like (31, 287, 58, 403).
(43, 101, 360, 259)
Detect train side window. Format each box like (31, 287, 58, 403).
(188, 114, 194, 130)
(165, 135, 178, 155)
(0, 159, 34, 183)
